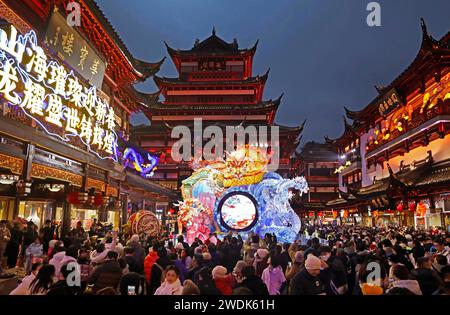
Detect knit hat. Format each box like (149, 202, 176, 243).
(233, 260, 247, 274)
(212, 266, 227, 279)
(305, 255, 321, 271)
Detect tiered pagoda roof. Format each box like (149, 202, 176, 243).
(324, 116, 360, 148)
(343, 19, 450, 127)
(297, 141, 338, 162)
(165, 27, 258, 57)
(81, 0, 166, 80)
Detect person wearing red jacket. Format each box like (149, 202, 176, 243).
(144, 242, 160, 284)
(212, 265, 233, 295)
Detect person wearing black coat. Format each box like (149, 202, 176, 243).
(40, 220, 54, 254)
(239, 265, 269, 295)
(290, 255, 331, 295)
(22, 222, 37, 256)
(149, 247, 170, 294)
(411, 257, 442, 295)
(124, 246, 143, 274)
(276, 244, 291, 273)
(5, 222, 22, 268)
(195, 266, 221, 295)
(47, 264, 83, 295)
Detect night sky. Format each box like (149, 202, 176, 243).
(96, 0, 450, 144)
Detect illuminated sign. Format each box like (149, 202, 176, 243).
(218, 191, 258, 231)
(44, 9, 107, 88)
(122, 148, 159, 178)
(377, 88, 403, 117)
(0, 25, 118, 161)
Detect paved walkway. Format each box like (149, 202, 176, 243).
(0, 267, 25, 295)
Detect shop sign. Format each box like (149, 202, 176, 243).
(44, 9, 106, 88)
(0, 25, 118, 161)
(377, 88, 402, 117)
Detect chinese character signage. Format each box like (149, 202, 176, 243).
(44, 9, 106, 89)
(377, 88, 403, 117)
(0, 25, 118, 161)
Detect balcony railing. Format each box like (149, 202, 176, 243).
(366, 100, 450, 153)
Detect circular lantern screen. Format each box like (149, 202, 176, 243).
(218, 191, 258, 231)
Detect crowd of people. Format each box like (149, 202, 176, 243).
(0, 218, 449, 295)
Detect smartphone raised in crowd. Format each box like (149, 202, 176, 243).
(128, 285, 136, 295)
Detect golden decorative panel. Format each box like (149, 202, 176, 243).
(30, 163, 82, 187)
(0, 0, 33, 34)
(86, 177, 106, 192)
(106, 186, 118, 197)
(0, 153, 23, 175)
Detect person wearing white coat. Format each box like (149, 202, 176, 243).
(154, 266, 183, 295)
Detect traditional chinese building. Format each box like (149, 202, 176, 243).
(0, 0, 177, 234)
(290, 141, 339, 223)
(326, 20, 450, 228)
(130, 29, 304, 189)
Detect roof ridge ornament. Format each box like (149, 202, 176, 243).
(212, 26, 216, 36)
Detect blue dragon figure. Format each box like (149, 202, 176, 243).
(122, 148, 159, 178)
(214, 172, 309, 243)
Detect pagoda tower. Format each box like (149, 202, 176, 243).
(131, 28, 304, 189)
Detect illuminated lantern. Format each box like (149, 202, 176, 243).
(342, 210, 348, 218)
(396, 204, 403, 212)
(332, 211, 338, 219)
(372, 210, 379, 218)
(409, 203, 416, 212)
(168, 208, 175, 215)
(416, 202, 427, 217)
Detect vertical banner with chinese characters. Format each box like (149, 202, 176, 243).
(44, 9, 107, 89)
(0, 25, 118, 161)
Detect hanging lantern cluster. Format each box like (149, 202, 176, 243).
(66, 190, 118, 208)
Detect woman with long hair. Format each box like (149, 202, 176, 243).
(28, 264, 55, 295)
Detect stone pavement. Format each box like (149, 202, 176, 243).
(0, 267, 25, 295)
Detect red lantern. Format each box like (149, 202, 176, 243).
(409, 203, 416, 212)
(67, 192, 80, 205)
(396, 204, 403, 212)
(94, 193, 103, 207)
